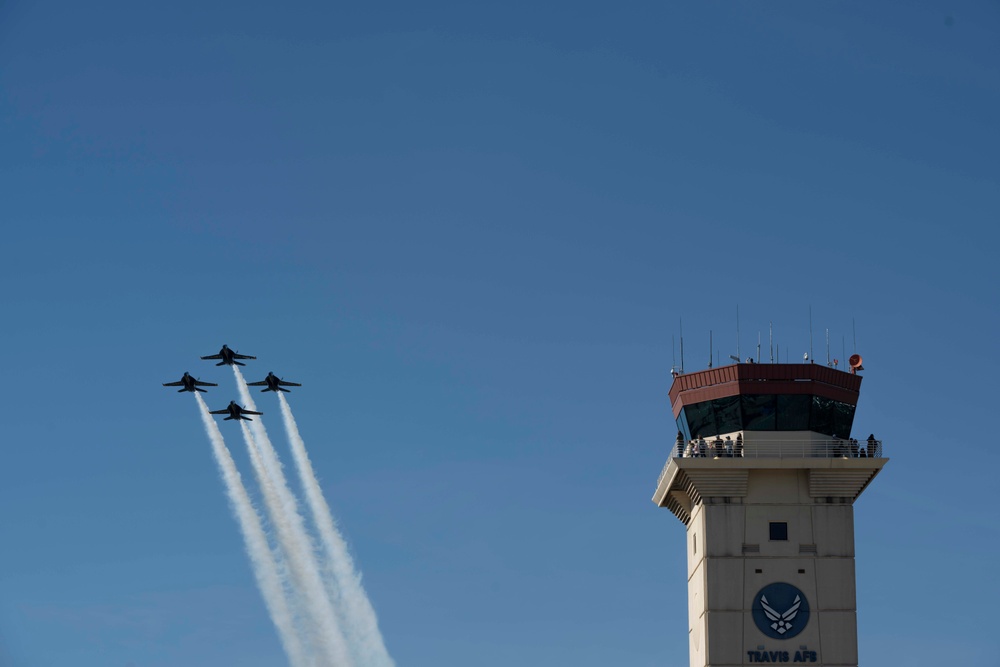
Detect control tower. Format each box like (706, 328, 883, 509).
(652, 358, 886, 667)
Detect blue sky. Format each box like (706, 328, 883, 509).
(1, 1, 998, 665)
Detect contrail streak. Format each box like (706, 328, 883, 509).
(193, 394, 310, 667)
(233, 368, 300, 521)
(233, 369, 353, 667)
(278, 392, 394, 667)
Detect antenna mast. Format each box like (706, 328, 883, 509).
(757, 332, 761, 365)
(808, 306, 814, 362)
(736, 305, 741, 362)
(679, 319, 685, 374)
(769, 322, 774, 364)
(708, 330, 713, 368)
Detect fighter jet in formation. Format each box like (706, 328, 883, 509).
(162, 372, 218, 393)
(247, 372, 302, 393)
(201, 344, 256, 367)
(210, 401, 263, 421)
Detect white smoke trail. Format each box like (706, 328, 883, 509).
(193, 394, 311, 667)
(278, 393, 394, 667)
(233, 368, 300, 518)
(236, 410, 353, 667)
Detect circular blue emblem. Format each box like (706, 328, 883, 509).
(752, 582, 810, 640)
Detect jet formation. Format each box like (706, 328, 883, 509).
(163, 344, 303, 422)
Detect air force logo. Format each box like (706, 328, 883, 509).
(752, 583, 810, 640)
(762, 594, 801, 634)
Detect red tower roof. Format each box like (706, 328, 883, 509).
(668, 363, 861, 420)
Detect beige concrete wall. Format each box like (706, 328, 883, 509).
(705, 559, 744, 611)
(741, 430, 837, 445)
(817, 612, 859, 665)
(682, 466, 860, 666)
(812, 505, 855, 557)
(815, 559, 856, 610)
(688, 503, 704, 581)
(745, 468, 810, 504)
(688, 503, 706, 667)
(703, 505, 746, 558)
(704, 611, 744, 664)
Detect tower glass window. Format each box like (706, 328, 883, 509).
(685, 401, 716, 439)
(742, 394, 776, 430)
(831, 400, 857, 438)
(769, 522, 788, 541)
(811, 396, 834, 435)
(776, 394, 811, 430)
(679, 394, 858, 437)
(713, 395, 742, 433)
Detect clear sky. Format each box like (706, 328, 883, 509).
(1, 1, 998, 665)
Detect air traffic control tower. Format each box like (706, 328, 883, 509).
(652, 358, 886, 667)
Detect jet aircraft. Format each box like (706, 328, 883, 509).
(247, 372, 302, 393)
(162, 372, 218, 393)
(201, 344, 256, 366)
(210, 401, 263, 421)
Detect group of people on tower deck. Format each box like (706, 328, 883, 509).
(675, 432, 744, 458)
(674, 432, 882, 459)
(833, 434, 881, 458)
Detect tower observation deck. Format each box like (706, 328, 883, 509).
(653, 361, 886, 667)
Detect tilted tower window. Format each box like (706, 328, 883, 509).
(678, 394, 857, 437)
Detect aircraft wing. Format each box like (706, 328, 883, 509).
(162, 381, 184, 387)
(193, 379, 218, 386)
(278, 380, 302, 386)
(246, 380, 268, 386)
(243, 409, 263, 415)
(208, 408, 229, 415)
(233, 353, 256, 360)
(201, 354, 223, 360)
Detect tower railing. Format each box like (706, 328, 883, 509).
(669, 438, 884, 461)
(657, 439, 884, 488)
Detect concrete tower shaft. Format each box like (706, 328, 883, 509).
(653, 362, 886, 667)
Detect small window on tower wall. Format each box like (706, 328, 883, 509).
(769, 522, 788, 541)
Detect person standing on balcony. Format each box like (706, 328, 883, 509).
(712, 436, 724, 458)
